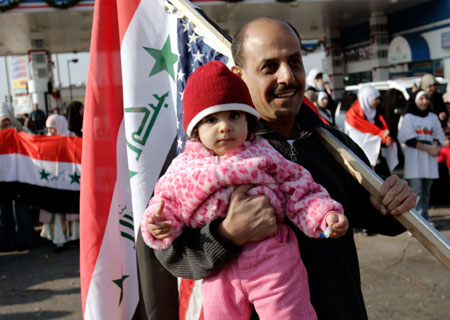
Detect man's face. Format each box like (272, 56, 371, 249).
(425, 85, 436, 95)
(232, 20, 305, 125)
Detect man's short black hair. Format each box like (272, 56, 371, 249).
(231, 18, 302, 68)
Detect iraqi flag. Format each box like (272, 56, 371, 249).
(0, 128, 81, 213)
(345, 99, 399, 172)
(80, 0, 228, 319)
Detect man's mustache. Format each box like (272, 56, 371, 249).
(271, 85, 302, 95)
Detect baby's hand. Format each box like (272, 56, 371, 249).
(324, 212, 349, 239)
(148, 200, 173, 239)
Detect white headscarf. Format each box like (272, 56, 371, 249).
(306, 68, 322, 89)
(414, 90, 427, 104)
(317, 91, 328, 103)
(46, 114, 70, 136)
(358, 86, 380, 123)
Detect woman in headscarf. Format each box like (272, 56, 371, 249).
(345, 86, 398, 177)
(398, 91, 444, 223)
(317, 91, 335, 126)
(39, 114, 79, 252)
(67, 101, 83, 137)
(306, 69, 337, 124)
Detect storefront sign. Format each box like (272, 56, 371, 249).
(442, 32, 450, 49)
(387, 36, 411, 64)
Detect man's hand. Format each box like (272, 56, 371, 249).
(216, 185, 276, 246)
(370, 175, 417, 216)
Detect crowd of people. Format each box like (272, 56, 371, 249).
(304, 70, 450, 227)
(1, 16, 449, 320)
(0, 100, 83, 253)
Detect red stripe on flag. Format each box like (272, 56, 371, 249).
(179, 278, 196, 320)
(116, 0, 141, 44)
(80, 0, 125, 314)
(0, 128, 81, 164)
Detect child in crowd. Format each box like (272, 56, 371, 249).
(398, 91, 445, 223)
(141, 61, 348, 320)
(39, 114, 79, 252)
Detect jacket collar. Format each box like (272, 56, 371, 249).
(255, 103, 325, 140)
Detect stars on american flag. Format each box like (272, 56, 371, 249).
(175, 19, 228, 153)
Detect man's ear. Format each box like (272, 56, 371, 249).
(231, 65, 243, 79)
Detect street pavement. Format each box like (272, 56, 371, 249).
(0, 207, 449, 320)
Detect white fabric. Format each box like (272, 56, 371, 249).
(306, 68, 322, 89)
(398, 113, 445, 179)
(317, 91, 328, 103)
(0, 153, 81, 191)
(46, 114, 70, 136)
(344, 123, 382, 167)
(186, 103, 260, 137)
(415, 91, 427, 104)
(380, 143, 399, 173)
(357, 86, 379, 123)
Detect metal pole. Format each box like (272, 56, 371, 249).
(4, 56, 12, 103)
(67, 60, 73, 102)
(55, 54, 62, 91)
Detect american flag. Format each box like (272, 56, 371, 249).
(175, 19, 228, 153)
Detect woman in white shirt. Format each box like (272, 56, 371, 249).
(398, 91, 445, 222)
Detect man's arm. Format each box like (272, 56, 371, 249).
(325, 126, 416, 220)
(154, 185, 276, 279)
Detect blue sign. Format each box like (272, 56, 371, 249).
(442, 32, 450, 49)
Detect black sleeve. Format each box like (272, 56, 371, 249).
(323, 126, 405, 236)
(154, 219, 241, 280)
(405, 138, 418, 148)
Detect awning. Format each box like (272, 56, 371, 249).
(387, 34, 430, 64)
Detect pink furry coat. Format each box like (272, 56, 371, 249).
(141, 136, 343, 249)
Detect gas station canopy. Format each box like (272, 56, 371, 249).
(0, 0, 431, 56)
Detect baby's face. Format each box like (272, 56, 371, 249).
(197, 110, 248, 156)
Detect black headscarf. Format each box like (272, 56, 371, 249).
(405, 91, 430, 118)
(67, 101, 83, 137)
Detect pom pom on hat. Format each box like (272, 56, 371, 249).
(183, 60, 260, 137)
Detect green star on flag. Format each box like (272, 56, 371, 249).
(39, 169, 50, 181)
(112, 275, 129, 306)
(144, 35, 178, 81)
(69, 172, 80, 184)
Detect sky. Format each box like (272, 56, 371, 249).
(0, 52, 90, 103)
(0, 50, 324, 104)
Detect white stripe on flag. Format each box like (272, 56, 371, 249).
(84, 123, 139, 320)
(121, 0, 178, 236)
(0, 153, 81, 191)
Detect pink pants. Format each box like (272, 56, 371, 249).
(202, 224, 317, 320)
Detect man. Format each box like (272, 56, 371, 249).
(138, 18, 416, 319)
(27, 103, 46, 134)
(420, 73, 448, 127)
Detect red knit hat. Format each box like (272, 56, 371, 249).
(183, 60, 260, 137)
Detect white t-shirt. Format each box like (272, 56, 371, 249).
(398, 112, 445, 179)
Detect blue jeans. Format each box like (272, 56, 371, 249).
(408, 178, 434, 220)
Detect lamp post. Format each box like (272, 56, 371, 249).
(67, 58, 78, 102)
